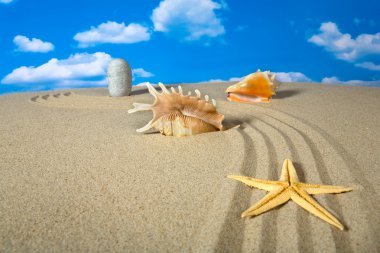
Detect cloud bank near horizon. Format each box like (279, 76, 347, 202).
(1, 52, 154, 90)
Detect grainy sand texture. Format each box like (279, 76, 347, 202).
(0, 82, 379, 252)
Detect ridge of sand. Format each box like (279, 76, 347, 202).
(1, 82, 379, 252)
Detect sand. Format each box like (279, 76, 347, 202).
(0, 82, 379, 252)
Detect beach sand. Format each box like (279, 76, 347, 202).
(0, 82, 379, 252)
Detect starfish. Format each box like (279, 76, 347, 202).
(227, 159, 353, 230)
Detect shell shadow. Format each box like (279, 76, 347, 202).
(130, 88, 149, 96)
(274, 89, 301, 99)
(130, 84, 181, 96)
(134, 119, 244, 137)
(223, 118, 245, 131)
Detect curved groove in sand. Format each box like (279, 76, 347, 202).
(214, 114, 288, 252)
(29, 92, 133, 110)
(251, 106, 377, 252)
(212, 104, 360, 252)
(252, 116, 316, 253)
(241, 116, 319, 252)
(255, 115, 348, 252)
(214, 128, 257, 253)
(257, 107, 380, 251)
(189, 128, 252, 252)
(245, 122, 280, 253)
(261, 114, 355, 252)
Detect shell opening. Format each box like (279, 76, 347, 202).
(227, 92, 269, 103)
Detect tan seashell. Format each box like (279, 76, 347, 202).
(128, 82, 224, 137)
(226, 69, 280, 103)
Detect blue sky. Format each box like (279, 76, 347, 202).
(1, 0, 380, 94)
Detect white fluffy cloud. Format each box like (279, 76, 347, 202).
(13, 35, 54, 53)
(308, 22, 380, 61)
(132, 68, 154, 78)
(207, 77, 241, 82)
(1, 52, 155, 88)
(321, 76, 380, 87)
(74, 21, 151, 47)
(151, 0, 225, 40)
(355, 62, 380, 71)
(2, 52, 111, 84)
(321, 76, 343, 84)
(274, 72, 312, 82)
(0, 0, 14, 3)
(308, 22, 380, 71)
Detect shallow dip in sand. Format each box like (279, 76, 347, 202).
(0, 82, 379, 252)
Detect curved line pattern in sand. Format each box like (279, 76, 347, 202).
(261, 114, 355, 253)
(200, 102, 376, 252)
(257, 107, 380, 251)
(251, 116, 316, 253)
(189, 128, 253, 252)
(214, 128, 257, 253)
(246, 122, 289, 253)
(30, 92, 133, 110)
(233, 118, 302, 252)
(255, 114, 351, 252)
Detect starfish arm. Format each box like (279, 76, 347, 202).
(297, 183, 354, 195)
(290, 186, 344, 230)
(279, 159, 299, 183)
(227, 175, 286, 191)
(242, 187, 290, 218)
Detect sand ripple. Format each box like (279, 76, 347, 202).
(193, 102, 378, 252)
(30, 92, 133, 110)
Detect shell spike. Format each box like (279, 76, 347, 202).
(271, 74, 276, 81)
(195, 89, 201, 98)
(212, 99, 216, 107)
(136, 119, 154, 133)
(205, 95, 209, 101)
(158, 82, 170, 94)
(187, 91, 192, 96)
(171, 87, 176, 93)
(128, 103, 151, 113)
(146, 82, 159, 98)
(178, 86, 183, 95)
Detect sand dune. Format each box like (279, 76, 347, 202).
(0, 82, 379, 252)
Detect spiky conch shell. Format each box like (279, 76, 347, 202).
(226, 69, 280, 103)
(128, 83, 224, 137)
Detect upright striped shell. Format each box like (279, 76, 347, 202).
(128, 83, 224, 137)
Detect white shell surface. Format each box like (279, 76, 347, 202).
(107, 58, 132, 97)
